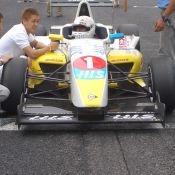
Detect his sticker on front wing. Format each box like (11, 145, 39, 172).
(73, 55, 107, 79)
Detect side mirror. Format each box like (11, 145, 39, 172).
(109, 33, 124, 40)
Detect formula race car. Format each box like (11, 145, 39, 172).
(1, 0, 175, 127)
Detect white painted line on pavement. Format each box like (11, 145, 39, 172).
(133, 5, 158, 8)
(0, 120, 175, 130)
(0, 123, 19, 131)
(0, 122, 18, 131)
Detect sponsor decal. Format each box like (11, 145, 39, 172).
(74, 68, 106, 79)
(119, 36, 129, 49)
(73, 55, 107, 79)
(113, 114, 157, 120)
(70, 46, 82, 56)
(29, 115, 73, 121)
(93, 45, 105, 55)
(110, 58, 129, 62)
(73, 55, 106, 70)
(45, 58, 63, 62)
(70, 45, 104, 56)
(88, 94, 98, 100)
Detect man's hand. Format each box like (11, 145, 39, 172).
(154, 18, 165, 32)
(0, 55, 12, 64)
(49, 41, 59, 51)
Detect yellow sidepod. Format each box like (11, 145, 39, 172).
(28, 51, 66, 88)
(108, 49, 146, 87)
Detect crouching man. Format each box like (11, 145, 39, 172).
(0, 12, 11, 103)
(0, 8, 59, 103)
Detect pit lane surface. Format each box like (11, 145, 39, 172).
(1, 0, 175, 174)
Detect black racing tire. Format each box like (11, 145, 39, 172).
(148, 57, 175, 112)
(1, 58, 28, 114)
(117, 24, 140, 51)
(34, 24, 47, 36)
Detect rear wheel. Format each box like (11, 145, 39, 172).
(117, 24, 140, 51)
(148, 57, 175, 112)
(1, 58, 28, 114)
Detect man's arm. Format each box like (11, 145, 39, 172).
(30, 39, 47, 49)
(162, 0, 175, 16)
(155, 0, 175, 32)
(23, 41, 58, 59)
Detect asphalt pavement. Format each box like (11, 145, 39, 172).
(1, 0, 175, 175)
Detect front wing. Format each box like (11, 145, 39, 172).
(17, 98, 165, 126)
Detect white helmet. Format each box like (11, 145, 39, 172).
(72, 16, 95, 39)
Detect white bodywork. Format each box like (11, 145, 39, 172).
(44, 0, 141, 108)
(68, 39, 108, 107)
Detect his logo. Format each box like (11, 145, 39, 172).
(73, 55, 107, 79)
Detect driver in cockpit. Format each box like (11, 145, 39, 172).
(72, 16, 96, 39)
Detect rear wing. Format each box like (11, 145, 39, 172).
(47, 0, 127, 17)
(49, 0, 117, 7)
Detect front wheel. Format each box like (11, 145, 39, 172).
(1, 58, 28, 114)
(148, 57, 175, 112)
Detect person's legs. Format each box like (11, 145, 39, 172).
(159, 24, 169, 55)
(0, 84, 10, 102)
(47, 0, 51, 17)
(159, 11, 175, 56)
(57, 6, 62, 17)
